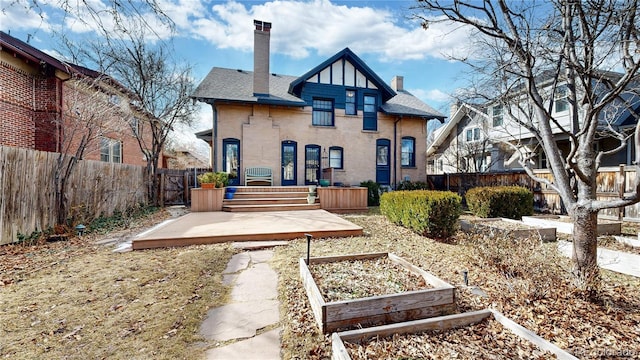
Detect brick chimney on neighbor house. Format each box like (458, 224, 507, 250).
(391, 75, 404, 91)
(253, 20, 271, 97)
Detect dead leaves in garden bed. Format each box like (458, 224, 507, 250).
(273, 214, 640, 359)
(309, 257, 429, 302)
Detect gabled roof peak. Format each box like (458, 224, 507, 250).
(288, 47, 396, 102)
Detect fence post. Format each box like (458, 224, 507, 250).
(619, 164, 625, 221)
(159, 173, 165, 207)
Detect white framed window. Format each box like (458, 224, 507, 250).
(100, 137, 122, 163)
(130, 117, 140, 137)
(466, 128, 481, 142)
(492, 104, 503, 127)
(554, 85, 568, 113)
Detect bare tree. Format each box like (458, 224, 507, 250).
(94, 27, 197, 205)
(52, 69, 130, 225)
(414, 0, 640, 296)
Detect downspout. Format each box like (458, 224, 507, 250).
(393, 116, 402, 188)
(211, 102, 218, 171)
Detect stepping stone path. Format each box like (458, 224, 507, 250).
(200, 245, 285, 359)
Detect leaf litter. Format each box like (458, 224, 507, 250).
(272, 213, 640, 359)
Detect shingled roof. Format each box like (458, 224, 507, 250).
(192, 67, 307, 107)
(193, 49, 445, 120)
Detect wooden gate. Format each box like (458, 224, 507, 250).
(158, 168, 211, 206)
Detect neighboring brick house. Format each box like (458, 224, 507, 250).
(0, 31, 153, 166)
(192, 20, 445, 187)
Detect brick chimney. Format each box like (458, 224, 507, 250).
(391, 75, 404, 91)
(253, 20, 271, 97)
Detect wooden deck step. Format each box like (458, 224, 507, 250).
(225, 197, 309, 205)
(223, 203, 321, 212)
(232, 192, 307, 199)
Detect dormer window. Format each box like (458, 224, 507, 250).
(345, 90, 356, 115)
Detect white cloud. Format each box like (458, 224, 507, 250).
(188, 0, 476, 62)
(409, 88, 451, 104)
(0, 0, 51, 32)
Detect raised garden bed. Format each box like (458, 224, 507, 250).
(460, 218, 557, 242)
(300, 252, 456, 333)
(332, 309, 578, 360)
(522, 215, 622, 235)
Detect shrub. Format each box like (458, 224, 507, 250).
(360, 180, 381, 206)
(466, 186, 533, 219)
(396, 180, 430, 191)
(380, 190, 462, 239)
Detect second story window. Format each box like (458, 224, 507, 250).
(492, 104, 503, 127)
(554, 85, 568, 113)
(345, 90, 356, 115)
(100, 137, 122, 163)
(466, 128, 481, 142)
(363, 95, 377, 131)
(401, 137, 415, 167)
(312, 98, 334, 126)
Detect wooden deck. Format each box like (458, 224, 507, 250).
(132, 209, 363, 250)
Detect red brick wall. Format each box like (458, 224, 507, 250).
(0, 61, 37, 148)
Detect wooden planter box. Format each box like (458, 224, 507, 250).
(460, 218, 557, 242)
(317, 187, 368, 213)
(190, 188, 224, 212)
(522, 215, 622, 235)
(300, 252, 456, 333)
(331, 309, 578, 360)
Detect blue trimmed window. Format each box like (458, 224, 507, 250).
(401, 137, 415, 167)
(363, 95, 377, 131)
(312, 98, 334, 126)
(329, 146, 343, 169)
(345, 90, 356, 115)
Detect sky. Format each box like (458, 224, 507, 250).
(1, 0, 475, 155)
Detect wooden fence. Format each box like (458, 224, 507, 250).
(0, 146, 147, 245)
(430, 166, 640, 221)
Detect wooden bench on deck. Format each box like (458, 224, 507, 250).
(245, 167, 273, 186)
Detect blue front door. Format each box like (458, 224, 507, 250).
(281, 140, 297, 186)
(376, 139, 390, 185)
(305, 144, 321, 185)
(223, 138, 240, 186)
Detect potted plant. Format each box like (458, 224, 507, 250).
(198, 171, 230, 188)
(307, 185, 317, 204)
(197, 172, 217, 188)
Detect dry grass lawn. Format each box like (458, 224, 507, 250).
(0, 210, 235, 360)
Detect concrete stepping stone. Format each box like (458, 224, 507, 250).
(231, 262, 278, 302)
(205, 328, 281, 360)
(223, 253, 251, 274)
(199, 300, 280, 341)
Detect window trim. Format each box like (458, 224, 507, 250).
(554, 85, 569, 113)
(492, 104, 503, 127)
(465, 127, 481, 142)
(401, 136, 416, 168)
(312, 98, 334, 126)
(363, 94, 377, 131)
(100, 137, 122, 163)
(329, 146, 344, 169)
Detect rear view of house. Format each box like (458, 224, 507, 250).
(192, 20, 445, 187)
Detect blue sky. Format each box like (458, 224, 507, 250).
(1, 0, 475, 152)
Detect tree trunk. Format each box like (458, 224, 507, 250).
(570, 207, 600, 298)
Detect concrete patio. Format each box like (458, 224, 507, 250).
(131, 209, 363, 250)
